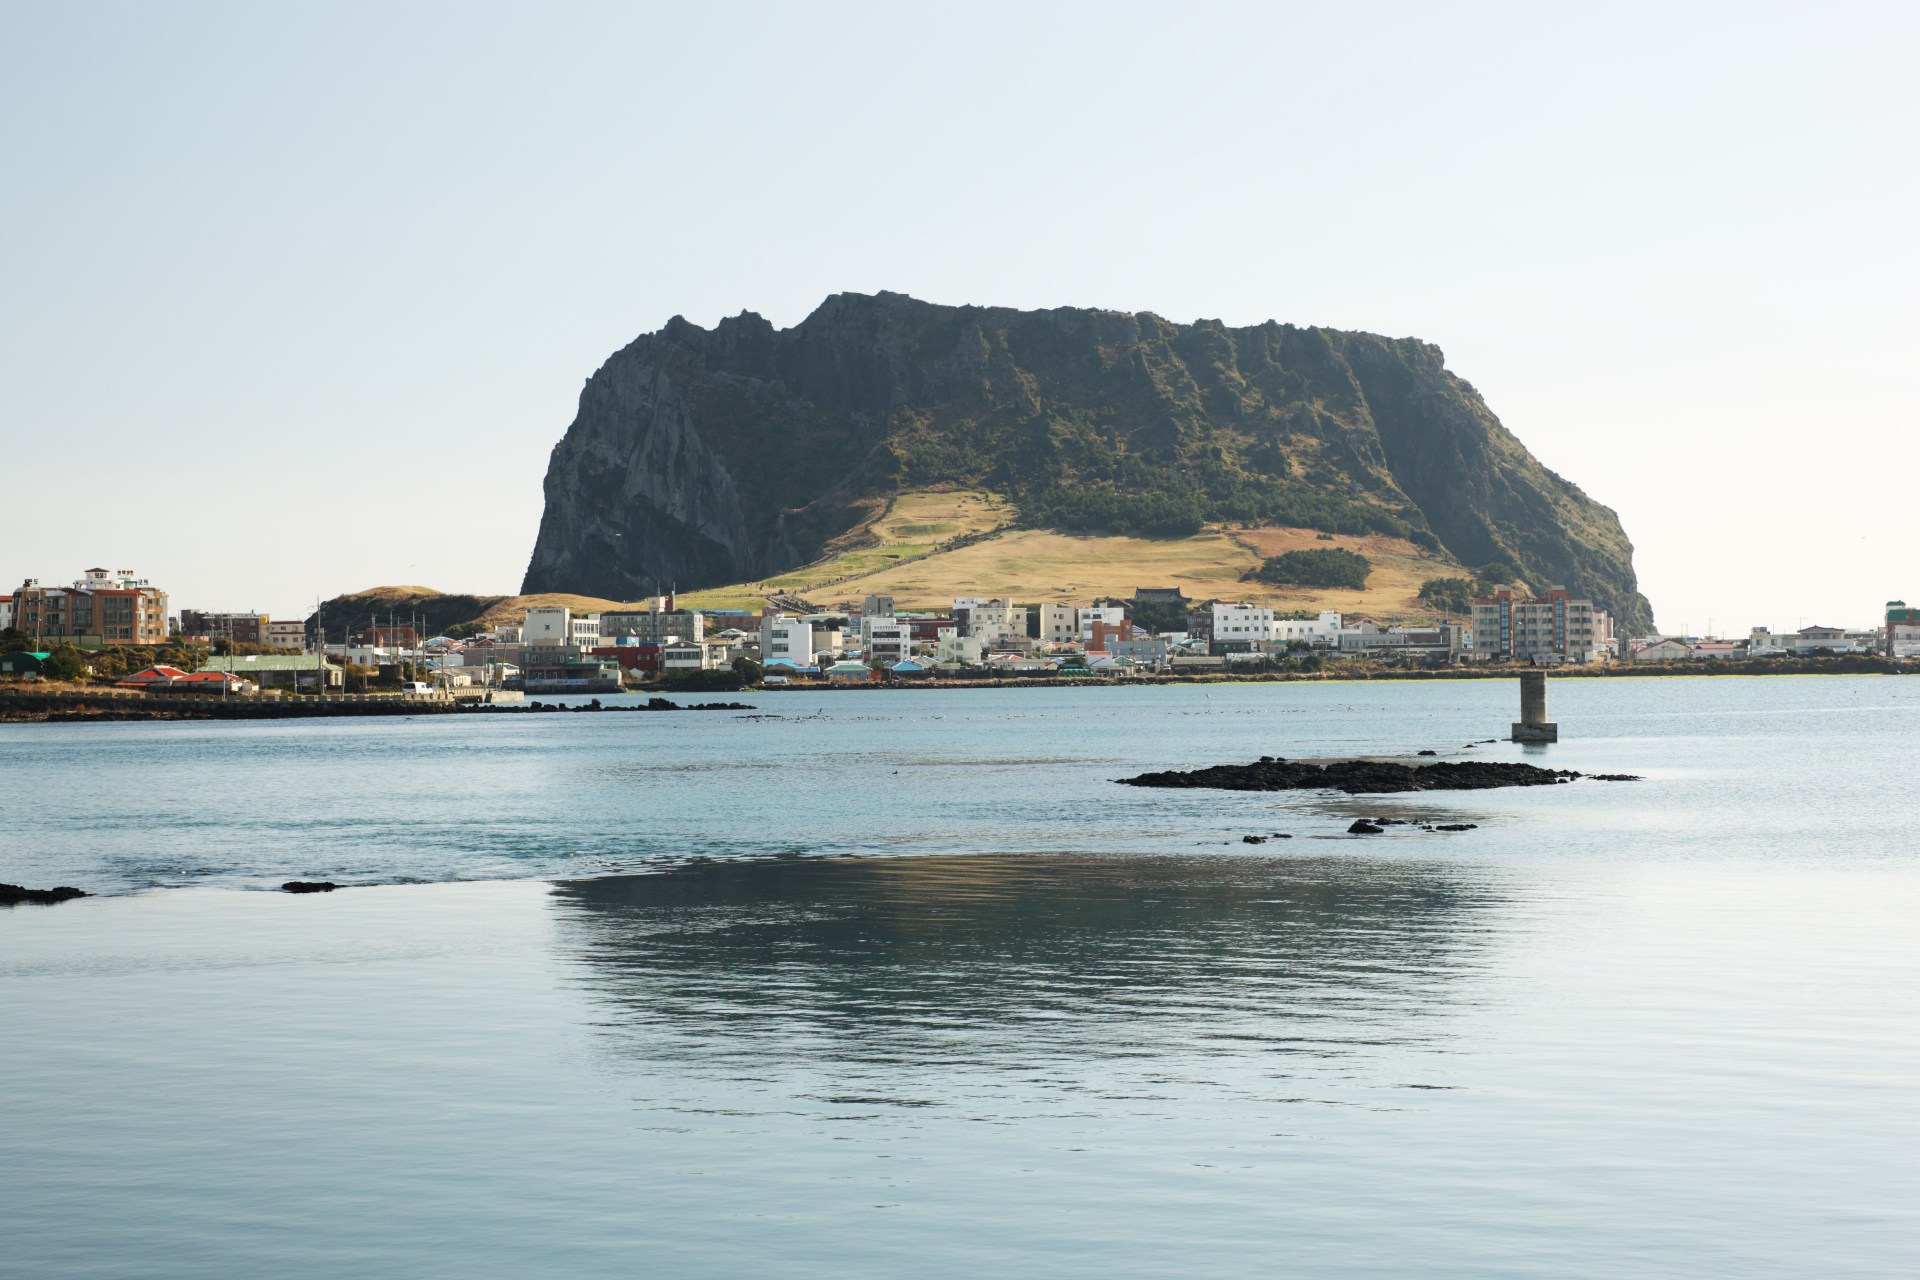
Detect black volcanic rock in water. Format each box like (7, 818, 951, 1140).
(521, 292, 1651, 630)
(0, 883, 89, 906)
(1119, 757, 1597, 794)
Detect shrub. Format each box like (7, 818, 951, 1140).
(1250, 548, 1372, 590)
(1418, 577, 1478, 614)
(41, 644, 87, 681)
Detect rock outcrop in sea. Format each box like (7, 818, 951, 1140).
(1119, 756, 1627, 794)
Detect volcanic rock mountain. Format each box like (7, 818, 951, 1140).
(523, 292, 1650, 629)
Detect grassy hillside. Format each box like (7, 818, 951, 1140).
(678, 490, 1465, 620)
(678, 490, 1010, 610)
(339, 484, 1469, 631)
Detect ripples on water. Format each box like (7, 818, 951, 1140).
(556, 854, 1500, 1091)
(3, 677, 1918, 1277)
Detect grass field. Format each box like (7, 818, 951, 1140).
(679, 490, 1464, 620)
(677, 490, 1011, 611)
(350, 490, 1463, 628)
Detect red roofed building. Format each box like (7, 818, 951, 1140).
(117, 666, 193, 688)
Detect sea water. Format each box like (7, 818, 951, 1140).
(1, 677, 1916, 1276)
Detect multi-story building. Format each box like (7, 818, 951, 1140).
(1038, 603, 1080, 645)
(1077, 606, 1126, 642)
(600, 609, 705, 645)
(0, 593, 14, 631)
(1884, 602, 1919, 658)
(861, 617, 914, 665)
(1471, 588, 1602, 662)
(180, 610, 271, 646)
(932, 627, 985, 666)
(660, 641, 715, 672)
(1210, 602, 1274, 653)
(265, 619, 308, 651)
(1389, 622, 1468, 660)
(522, 606, 600, 648)
(1186, 602, 1217, 646)
(958, 599, 1027, 647)
(11, 569, 169, 645)
(760, 614, 815, 667)
(1272, 611, 1342, 648)
(1086, 619, 1134, 651)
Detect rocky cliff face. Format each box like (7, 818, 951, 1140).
(524, 292, 1650, 629)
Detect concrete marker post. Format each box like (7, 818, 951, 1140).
(1512, 670, 1558, 742)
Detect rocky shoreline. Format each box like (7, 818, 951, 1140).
(0, 883, 90, 906)
(1120, 756, 1641, 794)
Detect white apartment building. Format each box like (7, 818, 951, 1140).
(1077, 606, 1125, 642)
(1272, 610, 1342, 648)
(760, 614, 815, 667)
(960, 598, 1027, 646)
(861, 617, 914, 665)
(265, 619, 308, 651)
(1211, 601, 1275, 650)
(1038, 603, 1080, 645)
(522, 606, 601, 648)
(933, 627, 985, 666)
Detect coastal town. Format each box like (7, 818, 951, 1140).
(1, 567, 1913, 697)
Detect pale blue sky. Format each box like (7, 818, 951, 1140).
(3, 2, 1914, 632)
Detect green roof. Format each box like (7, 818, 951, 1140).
(200, 655, 342, 672)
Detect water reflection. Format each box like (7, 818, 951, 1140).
(551, 853, 1507, 1092)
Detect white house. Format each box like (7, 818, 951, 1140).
(1629, 637, 1692, 663)
(661, 640, 714, 672)
(1272, 610, 1342, 648)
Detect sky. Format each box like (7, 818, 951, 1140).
(3, 1, 1914, 634)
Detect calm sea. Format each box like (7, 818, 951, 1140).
(2, 676, 1916, 1276)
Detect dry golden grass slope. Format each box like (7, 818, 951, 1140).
(351, 491, 1463, 627)
(678, 489, 1466, 620)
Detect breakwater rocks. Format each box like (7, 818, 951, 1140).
(0, 691, 756, 723)
(0, 883, 90, 906)
(0, 691, 465, 723)
(1121, 756, 1641, 794)
(510, 698, 754, 713)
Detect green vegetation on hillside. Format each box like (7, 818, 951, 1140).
(1418, 576, 1480, 614)
(1250, 548, 1373, 590)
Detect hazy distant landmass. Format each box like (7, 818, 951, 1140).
(520, 292, 1650, 629)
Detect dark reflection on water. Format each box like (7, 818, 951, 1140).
(551, 853, 1507, 1085)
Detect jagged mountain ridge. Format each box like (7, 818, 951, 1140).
(524, 292, 1650, 629)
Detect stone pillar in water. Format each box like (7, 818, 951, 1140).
(1512, 671, 1558, 742)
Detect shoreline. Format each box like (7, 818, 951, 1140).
(0, 658, 1906, 722)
